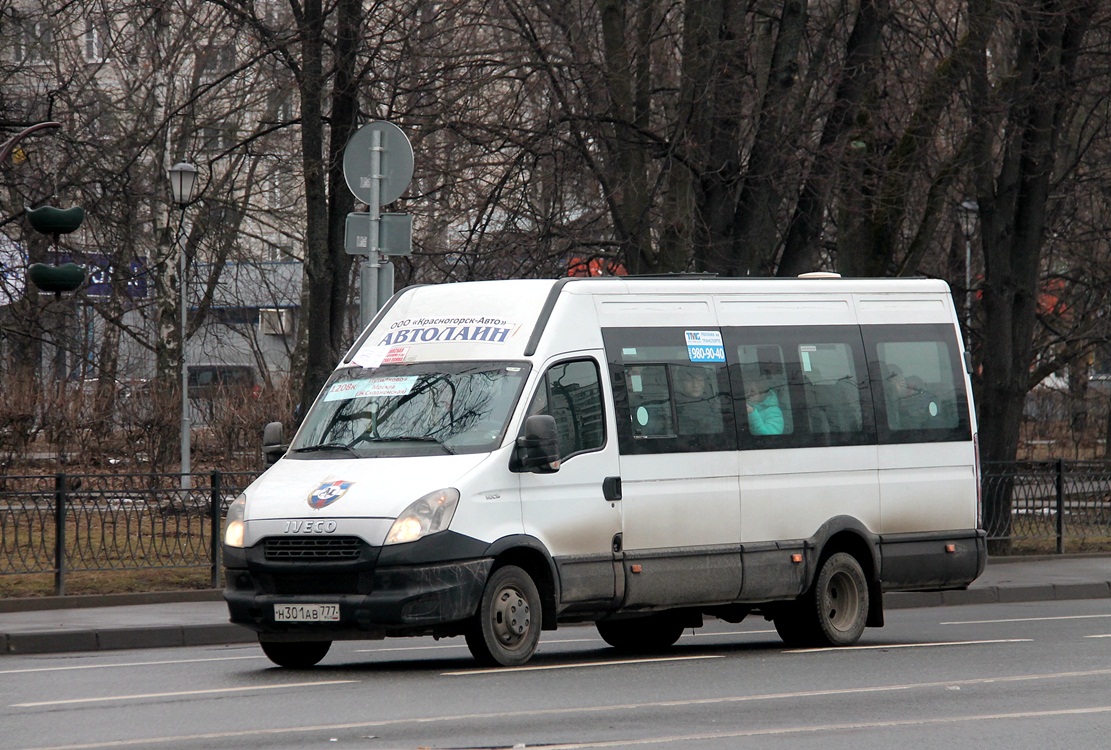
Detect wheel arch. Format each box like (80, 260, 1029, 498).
(810, 516, 879, 580)
(483, 534, 560, 630)
(809, 516, 884, 628)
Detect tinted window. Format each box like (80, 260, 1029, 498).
(603, 328, 735, 454)
(734, 344, 792, 436)
(863, 324, 971, 444)
(725, 326, 872, 450)
(524, 359, 605, 460)
(798, 342, 864, 440)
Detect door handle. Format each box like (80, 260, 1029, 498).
(603, 476, 622, 501)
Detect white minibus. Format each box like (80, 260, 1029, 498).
(223, 275, 986, 668)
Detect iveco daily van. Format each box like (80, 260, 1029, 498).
(222, 275, 986, 668)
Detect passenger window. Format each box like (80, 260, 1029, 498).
(874, 341, 959, 432)
(798, 343, 863, 437)
(736, 345, 792, 436)
(525, 360, 605, 459)
(863, 325, 971, 443)
(623, 363, 727, 442)
(602, 327, 734, 455)
(672, 364, 724, 437)
(626, 364, 675, 437)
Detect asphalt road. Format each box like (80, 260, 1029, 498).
(4, 597, 1111, 750)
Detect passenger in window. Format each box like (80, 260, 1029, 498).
(674, 366, 722, 435)
(744, 376, 784, 435)
(884, 365, 935, 430)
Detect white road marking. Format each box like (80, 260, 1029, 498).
(12, 668, 1111, 750)
(942, 613, 1111, 625)
(444, 654, 724, 676)
(0, 655, 265, 675)
(11, 679, 357, 708)
(352, 628, 772, 653)
(484, 705, 1111, 747)
(786, 638, 1031, 653)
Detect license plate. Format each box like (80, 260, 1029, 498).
(273, 603, 340, 622)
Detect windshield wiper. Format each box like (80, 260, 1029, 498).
(354, 435, 455, 454)
(291, 443, 358, 457)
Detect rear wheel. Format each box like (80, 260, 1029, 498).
(465, 565, 542, 667)
(813, 552, 868, 645)
(774, 552, 869, 648)
(596, 614, 686, 653)
(259, 639, 332, 668)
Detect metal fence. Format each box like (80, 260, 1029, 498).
(982, 460, 1111, 554)
(0, 471, 258, 595)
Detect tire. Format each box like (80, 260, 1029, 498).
(775, 552, 869, 648)
(596, 614, 686, 653)
(465, 565, 542, 667)
(813, 552, 869, 645)
(259, 639, 332, 668)
(772, 602, 817, 648)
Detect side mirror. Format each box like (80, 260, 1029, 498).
(511, 414, 561, 474)
(262, 421, 288, 466)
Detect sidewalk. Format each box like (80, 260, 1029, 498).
(1, 555, 1108, 656)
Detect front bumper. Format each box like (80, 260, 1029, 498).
(223, 531, 494, 639)
(224, 557, 492, 638)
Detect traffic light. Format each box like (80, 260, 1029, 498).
(25, 205, 86, 294)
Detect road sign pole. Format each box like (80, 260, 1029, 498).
(360, 129, 384, 330)
(343, 121, 413, 329)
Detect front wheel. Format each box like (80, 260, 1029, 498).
(465, 565, 542, 667)
(259, 639, 332, 668)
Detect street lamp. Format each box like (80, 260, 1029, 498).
(958, 199, 979, 348)
(169, 162, 198, 489)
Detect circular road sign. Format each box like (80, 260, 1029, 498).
(343, 121, 414, 206)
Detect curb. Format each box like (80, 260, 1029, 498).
(2, 623, 254, 656)
(886, 580, 1111, 609)
(0, 589, 224, 614)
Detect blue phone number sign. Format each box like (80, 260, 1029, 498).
(685, 330, 725, 363)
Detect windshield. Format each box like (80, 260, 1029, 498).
(291, 361, 532, 458)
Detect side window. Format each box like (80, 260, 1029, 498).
(735, 345, 792, 437)
(624, 363, 726, 440)
(864, 325, 971, 443)
(725, 325, 872, 449)
(603, 327, 735, 455)
(524, 360, 605, 459)
(798, 342, 863, 439)
(672, 364, 725, 437)
(626, 364, 674, 437)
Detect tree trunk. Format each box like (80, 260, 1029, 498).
(973, 0, 1094, 553)
(599, 0, 656, 274)
(778, 0, 887, 277)
(297, 0, 335, 418)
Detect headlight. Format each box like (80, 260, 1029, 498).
(385, 488, 460, 545)
(224, 494, 247, 548)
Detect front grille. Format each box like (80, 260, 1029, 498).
(264, 536, 363, 561)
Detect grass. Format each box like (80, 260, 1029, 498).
(0, 568, 218, 599)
